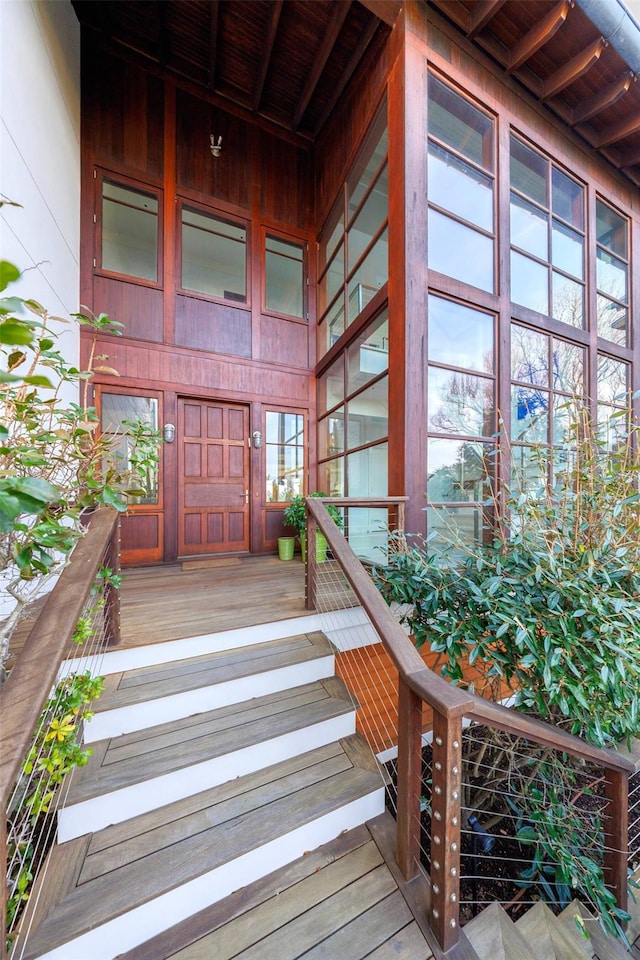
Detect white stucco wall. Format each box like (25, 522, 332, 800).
(0, 0, 81, 380)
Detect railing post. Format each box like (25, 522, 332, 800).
(305, 505, 318, 611)
(104, 514, 121, 646)
(397, 677, 422, 879)
(430, 708, 462, 952)
(603, 768, 629, 917)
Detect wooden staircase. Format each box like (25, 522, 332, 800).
(14, 621, 389, 960)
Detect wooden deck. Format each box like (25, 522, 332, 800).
(119, 555, 307, 646)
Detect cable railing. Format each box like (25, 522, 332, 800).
(1, 508, 120, 958)
(305, 496, 635, 954)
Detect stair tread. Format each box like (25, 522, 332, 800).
(93, 631, 334, 713)
(559, 900, 630, 959)
(68, 677, 353, 804)
(464, 902, 538, 960)
(21, 739, 382, 959)
(516, 901, 589, 960)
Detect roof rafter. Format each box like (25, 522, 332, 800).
(313, 17, 379, 138)
(254, 0, 283, 112)
(507, 0, 572, 73)
(292, 2, 351, 132)
(569, 71, 634, 125)
(592, 110, 640, 148)
(468, 0, 508, 38)
(541, 36, 604, 99)
(208, 0, 219, 91)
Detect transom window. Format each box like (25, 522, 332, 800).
(181, 205, 247, 303)
(427, 75, 495, 294)
(510, 136, 585, 327)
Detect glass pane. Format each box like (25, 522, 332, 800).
(265, 237, 304, 318)
(318, 457, 344, 497)
(596, 200, 627, 257)
(552, 339, 584, 395)
(320, 202, 344, 269)
(510, 444, 547, 493)
(511, 386, 549, 443)
(552, 398, 577, 445)
(318, 408, 344, 457)
(510, 194, 548, 259)
(428, 144, 493, 231)
(597, 295, 627, 346)
(511, 250, 549, 314)
(346, 442, 388, 497)
(428, 209, 494, 293)
(552, 221, 583, 279)
(265, 411, 304, 444)
(510, 137, 548, 207)
(552, 168, 583, 229)
(348, 122, 388, 215)
(428, 74, 493, 169)
(101, 394, 159, 504)
(345, 507, 389, 563)
(181, 208, 246, 301)
(102, 182, 158, 282)
(347, 310, 389, 393)
(596, 249, 627, 302)
(597, 355, 628, 405)
(425, 505, 486, 548)
(326, 297, 345, 347)
(265, 446, 304, 502)
(598, 405, 629, 450)
(318, 356, 344, 415)
(347, 228, 388, 325)
(428, 296, 494, 373)
(552, 272, 584, 328)
(428, 367, 494, 437)
(427, 438, 492, 502)
(511, 326, 549, 385)
(348, 378, 388, 448)
(348, 165, 388, 270)
(319, 243, 344, 313)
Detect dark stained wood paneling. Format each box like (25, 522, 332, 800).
(120, 514, 160, 551)
(174, 295, 252, 357)
(264, 508, 289, 546)
(259, 133, 313, 231)
(176, 90, 252, 206)
(93, 277, 164, 343)
(82, 45, 164, 180)
(259, 315, 308, 369)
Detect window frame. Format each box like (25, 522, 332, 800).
(177, 198, 250, 308)
(96, 169, 163, 289)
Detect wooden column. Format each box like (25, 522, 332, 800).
(396, 677, 423, 879)
(429, 709, 462, 952)
(603, 768, 629, 918)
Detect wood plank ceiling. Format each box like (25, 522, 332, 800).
(71, 0, 391, 143)
(429, 0, 640, 188)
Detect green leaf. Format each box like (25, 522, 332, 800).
(0, 260, 20, 292)
(0, 320, 34, 345)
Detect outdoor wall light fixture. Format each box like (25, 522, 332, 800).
(252, 431, 262, 448)
(163, 423, 176, 443)
(210, 134, 223, 158)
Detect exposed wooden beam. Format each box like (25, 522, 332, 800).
(313, 18, 379, 138)
(541, 36, 604, 100)
(292, 2, 351, 132)
(468, 0, 508, 38)
(593, 110, 640, 148)
(507, 0, 572, 73)
(617, 141, 640, 169)
(254, 0, 283, 112)
(207, 0, 219, 91)
(569, 71, 634, 125)
(357, 0, 402, 27)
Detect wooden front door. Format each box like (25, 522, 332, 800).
(177, 398, 250, 555)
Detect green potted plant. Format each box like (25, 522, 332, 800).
(283, 492, 343, 562)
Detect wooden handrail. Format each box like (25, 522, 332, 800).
(306, 497, 634, 952)
(0, 508, 120, 808)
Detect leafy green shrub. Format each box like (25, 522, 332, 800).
(283, 492, 344, 537)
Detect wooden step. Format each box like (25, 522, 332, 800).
(59, 677, 356, 839)
(515, 901, 589, 960)
(558, 900, 631, 959)
(118, 820, 434, 960)
(463, 902, 538, 960)
(84, 631, 335, 741)
(20, 737, 385, 960)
